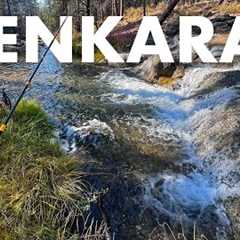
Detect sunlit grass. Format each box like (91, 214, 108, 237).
(215, 2, 240, 15)
(0, 100, 103, 240)
(123, 3, 166, 24)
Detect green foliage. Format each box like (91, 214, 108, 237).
(0, 100, 94, 240)
(72, 31, 105, 63)
(73, 32, 82, 57)
(39, 0, 62, 30)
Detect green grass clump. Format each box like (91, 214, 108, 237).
(0, 100, 96, 240)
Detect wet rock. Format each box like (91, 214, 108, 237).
(187, 69, 240, 239)
(210, 45, 225, 59)
(224, 197, 240, 240)
(115, 123, 189, 174)
(146, 172, 217, 220)
(60, 119, 115, 152)
(101, 175, 159, 240)
(196, 205, 233, 240)
(136, 14, 235, 88)
(208, 33, 228, 59)
(211, 15, 235, 34)
(190, 70, 240, 97)
(164, 18, 179, 37)
(135, 56, 177, 84)
(190, 97, 240, 158)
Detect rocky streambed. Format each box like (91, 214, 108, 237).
(1, 50, 240, 239)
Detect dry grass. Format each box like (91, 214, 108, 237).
(176, 4, 204, 16)
(215, 2, 240, 15)
(121, 3, 166, 26)
(149, 223, 208, 240)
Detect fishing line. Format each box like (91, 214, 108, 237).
(0, 16, 68, 135)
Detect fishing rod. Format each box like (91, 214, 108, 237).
(0, 16, 68, 136)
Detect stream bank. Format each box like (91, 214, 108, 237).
(1, 51, 240, 239)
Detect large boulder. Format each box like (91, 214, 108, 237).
(189, 70, 240, 97)
(114, 122, 190, 174)
(135, 56, 177, 84)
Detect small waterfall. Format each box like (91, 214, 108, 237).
(97, 64, 240, 238)
(20, 49, 239, 238)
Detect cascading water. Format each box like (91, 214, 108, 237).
(3, 50, 240, 239)
(96, 65, 240, 238)
(100, 69, 228, 234)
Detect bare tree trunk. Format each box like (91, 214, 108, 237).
(76, 0, 81, 31)
(60, 0, 68, 15)
(159, 0, 180, 24)
(218, 0, 225, 5)
(86, 0, 91, 16)
(112, 0, 117, 16)
(143, 0, 147, 16)
(6, 0, 12, 15)
(99, 0, 104, 22)
(0, 0, 4, 15)
(120, 0, 124, 16)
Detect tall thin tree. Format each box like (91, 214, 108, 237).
(86, 0, 91, 15)
(6, 0, 12, 15)
(159, 0, 180, 24)
(143, 0, 147, 16)
(0, 0, 4, 15)
(112, 0, 117, 16)
(120, 0, 124, 16)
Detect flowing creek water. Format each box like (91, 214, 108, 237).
(1, 52, 240, 239)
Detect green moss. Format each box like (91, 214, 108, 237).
(0, 100, 93, 240)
